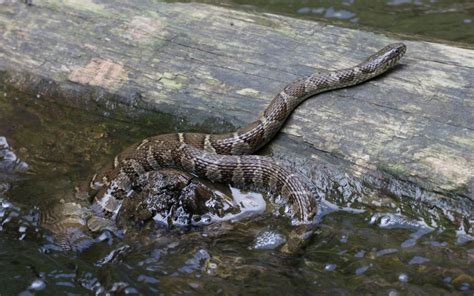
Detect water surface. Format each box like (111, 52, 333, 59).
(0, 84, 473, 294)
(168, 0, 474, 44)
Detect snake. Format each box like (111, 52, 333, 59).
(90, 43, 406, 225)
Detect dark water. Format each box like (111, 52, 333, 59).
(0, 84, 473, 294)
(169, 0, 474, 44)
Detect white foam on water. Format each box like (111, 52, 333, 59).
(253, 230, 286, 250)
(203, 187, 267, 224)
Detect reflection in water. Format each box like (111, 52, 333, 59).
(0, 85, 473, 294)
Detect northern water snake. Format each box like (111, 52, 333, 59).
(90, 43, 406, 225)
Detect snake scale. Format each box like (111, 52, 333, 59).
(90, 43, 406, 225)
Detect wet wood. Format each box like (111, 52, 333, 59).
(0, 0, 472, 213)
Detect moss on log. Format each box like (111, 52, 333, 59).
(0, 0, 472, 214)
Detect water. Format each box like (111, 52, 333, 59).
(0, 85, 473, 294)
(169, 0, 474, 45)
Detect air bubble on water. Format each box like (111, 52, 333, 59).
(376, 248, 398, 257)
(340, 235, 348, 243)
(208, 262, 217, 269)
(355, 265, 371, 275)
(398, 273, 409, 283)
(324, 264, 336, 271)
(408, 256, 429, 265)
(29, 279, 46, 291)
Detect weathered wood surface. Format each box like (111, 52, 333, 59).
(0, 0, 472, 214)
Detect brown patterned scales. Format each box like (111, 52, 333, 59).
(91, 43, 407, 224)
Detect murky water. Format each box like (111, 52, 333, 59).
(0, 84, 473, 294)
(169, 0, 474, 45)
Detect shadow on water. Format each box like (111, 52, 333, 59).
(0, 82, 473, 294)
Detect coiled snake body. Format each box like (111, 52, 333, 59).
(91, 43, 406, 224)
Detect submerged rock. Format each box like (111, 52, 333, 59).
(116, 168, 264, 230)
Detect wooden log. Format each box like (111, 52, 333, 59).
(0, 0, 472, 215)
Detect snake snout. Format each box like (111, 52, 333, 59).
(381, 43, 407, 66)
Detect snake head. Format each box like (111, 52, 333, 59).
(363, 43, 407, 73)
(382, 42, 406, 62)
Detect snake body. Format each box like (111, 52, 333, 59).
(91, 43, 406, 224)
